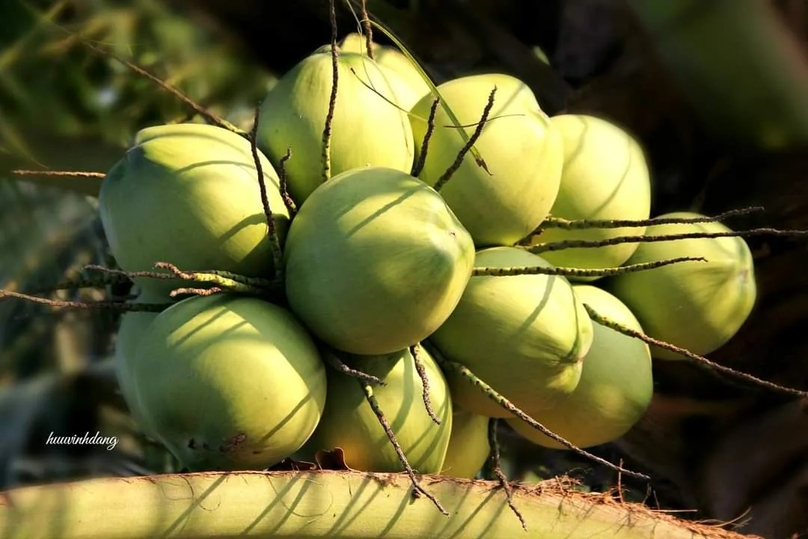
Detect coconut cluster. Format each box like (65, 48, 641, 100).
(101, 33, 758, 477)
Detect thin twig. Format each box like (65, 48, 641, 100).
(424, 343, 650, 481)
(249, 107, 284, 283)
(169, 287, 223, 298)
(472, 257, 706, 278)
(411, 97, 440, 177)
(323, 0, 340, 182)
(584, 304, 808, 399)
(488, 419, 527, 530)
(536, 207, 765, 232)
(360, 0, 374, 58)
(277, 148, 297, 216)
(323, 349, 387, 386)
(10, 169, 106, 179)
(410, 344, 441, 425)
(152, 262, 273, 295)
(0, 290, 168, 312)
(30, 273, 132, 295)
(83, 264, 275, 289)
(360, 381, 448, 515)
(433, 87, 497, 191)
(82, 41, 246, 137)
(616, 459, 625, 504)
(528, 227, 808, 255)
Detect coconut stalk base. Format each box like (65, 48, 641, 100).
(0, 470, 755, 539)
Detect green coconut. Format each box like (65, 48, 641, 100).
(440, 410, 491, 478)
(338, 32, 431, 110)
(304, 345, 452, 473)
(507, 285, 653, 449)
(131, 294, 327, 471)
(409, 73, 564, 247)
(284, 166, 475, 355)
(429, 246, 593, 418)
(99, 123, 289, 298)
(112, 288, 169, 440)
(604, 211, 757, 359)
(530, 114, 652, 280)
(256, 46, 415, 205)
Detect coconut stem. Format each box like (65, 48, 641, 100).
(160, 266, 276, 289)
(10, 169, 106, 179)
(425, 345, 650, 481)
(8, 169, 106, 197)
(410, 344, 441, 425)
(152, 262, 278, 296)
(25, 266, 135, 294)
(33, 264, 269, 296)
(472, 256, 705, 279)
(82, 41, 247, 138)
(0, 290, 168, 313)
(3, 263, 279, 310)
(534, 207, 765, 233)
(169, 287, 223, 297)
(433, 87, 497, 192)
(528, 227, 808, 255)
(323, 348, 387, 386)
(487, 418, 527, 530)
(411, 97, 440, 177)
(277, 148, 298, 216)
(249, 107, 285, 284)
(360, 0, 374, 59)
(583, 304, 808, 399)
(322, 0, 340, 183)
(359, 381, 449, 515)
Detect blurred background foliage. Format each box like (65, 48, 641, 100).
(2, 1, 808, 537)
(0, 0, 277, 488)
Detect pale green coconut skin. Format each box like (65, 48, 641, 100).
(532, 115, 652, 281)
(410, 73, 564, 247)
(99, 123, 289, 298)
(440, 410, 491, 478)
(112, 288, 168, 441)
(304, 346, 453, 474)
(604, 212, 757, 360)
(284, 166, 476, 355)
(507, 285, 653, 449)
(430, 246, 593, 418)
(339, 33, 430, 110)
(256, 48, 415, 205)
(131, 294, 327, 471)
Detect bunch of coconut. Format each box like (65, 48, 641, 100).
(97, 31, 758, 480)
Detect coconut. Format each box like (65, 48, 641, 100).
(440, 410, 491, 478)
(256, 46, 415, 205)
(429, 246, 593, 418)
(112, 288, 168, 440)
(303, 346, 452, 473)
(507, 285, 653, 449)
(604, 211, 757, 359)
(530, 114, 652, 280)
(409, 73, 564, 247)
(131, 294, 327, 471)
(338, 32, 430, 110)
(99, 123, 289, 298)
(284, 166, 475, 355)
